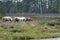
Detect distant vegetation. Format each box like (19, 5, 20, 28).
(0, 0, 60, 14)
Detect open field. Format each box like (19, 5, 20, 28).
(0, 16, 60, 40)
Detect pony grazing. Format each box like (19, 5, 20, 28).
(14, 17, 26, 22)
(2, 16, 12, 22)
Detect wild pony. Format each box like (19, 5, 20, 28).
(2, 16, 12, 22)
(14, 17, 26, 22)
(14, 17, 32, 22)
(25, 17, 32, 21)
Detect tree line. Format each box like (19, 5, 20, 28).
(0, 0, 60, 15)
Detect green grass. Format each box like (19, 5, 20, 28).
(0, 17, 60, 40)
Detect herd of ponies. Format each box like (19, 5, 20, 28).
(2, 16, 32, 22)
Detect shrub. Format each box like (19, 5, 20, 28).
(9, 26, 14, 28)
(47, 22, 55, 26)
(10, 29, 23, 33)
(13, 34, 33, 40)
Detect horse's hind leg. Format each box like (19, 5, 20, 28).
(15, 19, 19, 22)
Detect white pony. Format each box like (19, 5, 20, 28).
(14, 17, 26, 22)
(2, 16, 12, 22)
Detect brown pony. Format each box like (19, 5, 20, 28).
(25, 17, 32, 21)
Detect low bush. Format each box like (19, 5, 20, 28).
(10, 29, 23, 33)
(47, 22, 55, 26)
(13, 34, 33, 40)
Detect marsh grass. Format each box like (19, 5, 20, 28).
(0, 17, 60, 40)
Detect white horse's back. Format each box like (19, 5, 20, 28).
(14, 17, 26, 22)
(2, 16, 12, 22)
